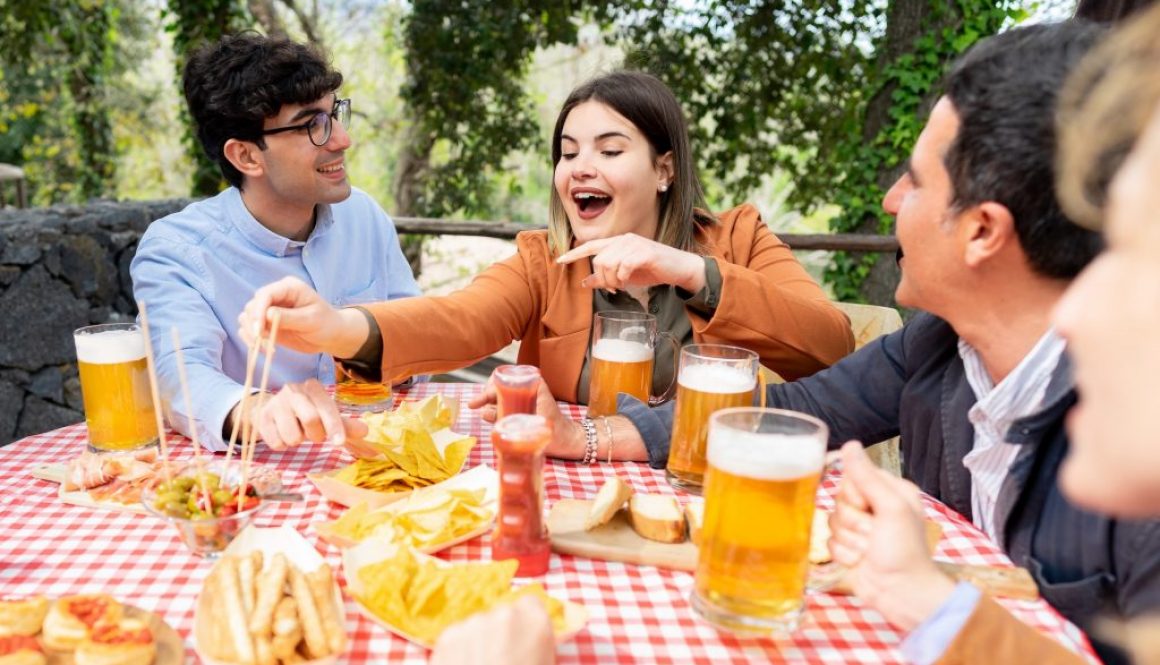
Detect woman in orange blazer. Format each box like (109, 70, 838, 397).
(830, 9, 1160, 664)
(240, 71, 853, 448)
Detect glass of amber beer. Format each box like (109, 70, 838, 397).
(332, 297, 393, 413)
(73, 323, 158, 452)
(333, 362, 393, 413)
(666, 345, 758, 493)
(586, 311, 678, 417)
(692, 407, 827, 635)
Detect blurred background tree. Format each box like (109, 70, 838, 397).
(0, 0, 1074, 302)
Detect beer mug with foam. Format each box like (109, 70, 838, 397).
(586, 311, 678, 418)
(73, 323, 158, 452)
(666, 344, 759, 493)
(692, 408, 828, 635)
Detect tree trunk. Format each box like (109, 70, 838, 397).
(854, 0, 962, 307)
(248, 0, 287, 38)
(392, 122, 435, 278)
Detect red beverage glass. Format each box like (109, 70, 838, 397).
(491, 414, 552, 577)
(493, 365, 541, 420)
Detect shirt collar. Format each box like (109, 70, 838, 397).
(959, 328, 1067, 425)
(225, 187, 335, 257)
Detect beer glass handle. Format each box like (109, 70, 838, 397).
(648, 332, 681, 407)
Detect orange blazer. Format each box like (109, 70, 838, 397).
(937, 595, 1086, 664)
(365, 203, 854, 402)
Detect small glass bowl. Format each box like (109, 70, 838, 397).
(142, 485, 266, 558)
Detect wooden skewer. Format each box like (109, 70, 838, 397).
(239, 310, 281, 512)
(170, 327, 212, 512)
(223, 329, 262, 478)
(136, 301, 171, 484)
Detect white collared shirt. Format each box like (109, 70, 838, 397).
(957, 329, 1067, 541)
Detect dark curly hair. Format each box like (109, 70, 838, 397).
(182, 32, 343, 189)
(942, 21, 1106, 280)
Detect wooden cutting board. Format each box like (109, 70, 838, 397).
(547, 498, 1039, 600)
(548, 498, 698, 571)
(30, 463, 147, 514)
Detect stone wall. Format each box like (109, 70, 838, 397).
(0, 199, 190, 445)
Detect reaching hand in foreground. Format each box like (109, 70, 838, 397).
(467, 379, 583, 459)
(829, 441, 957, 631)
(428, 594, 556, 665)
(238, 276, 370, 359)
(230, 379, 368, 451)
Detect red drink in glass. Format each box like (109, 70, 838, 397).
(493, 365, 541, 420)
(491, 414, 551, 576)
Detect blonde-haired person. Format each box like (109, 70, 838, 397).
(830, 7, 1160, 664)
(239, 70, 853, 452)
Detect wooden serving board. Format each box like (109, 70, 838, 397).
(31, 464, 147, 514)
(41, 605, 184, 664)
(548, 498, 698, 571)
(548, 499, 1038, 600)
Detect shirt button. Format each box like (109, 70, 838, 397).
(303, 246, 310, 257)
(649, 304, 659, 314)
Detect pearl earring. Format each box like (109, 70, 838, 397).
(659, 184, 669, 193)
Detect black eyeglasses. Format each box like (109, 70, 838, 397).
(261, 97, 351, 147)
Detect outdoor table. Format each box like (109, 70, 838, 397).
(0, 382, 1098, 663)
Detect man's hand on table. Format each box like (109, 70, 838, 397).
(830, 441, 957, 632)
(429, 594, 555, 665)
(468, 380, 587, 459)
(227, 378, 369, 451)
(238, 276, 370, 359)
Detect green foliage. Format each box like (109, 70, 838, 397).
(0, 0, 130, 203)
(824, 0, 1024, 301)
(399, 0, 609, 218)
(162, 0, 249, 196)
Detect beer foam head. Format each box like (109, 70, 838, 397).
(679, 363, 756, 393)
(707, 430, 825, 481)
(592, 338, 652, 363)
(75, 329, 146, 364)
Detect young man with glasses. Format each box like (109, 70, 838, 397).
(131, 33, 419, 451)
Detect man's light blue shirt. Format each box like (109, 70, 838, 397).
(130, 187, 420, 451)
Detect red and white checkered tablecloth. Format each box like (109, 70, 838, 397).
(0, 383, 1098, 663)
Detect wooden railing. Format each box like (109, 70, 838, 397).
(392, 217, 900, 253)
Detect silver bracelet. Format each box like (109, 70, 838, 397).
(600, 416, 615, 464)
(580, 418, 598, 464)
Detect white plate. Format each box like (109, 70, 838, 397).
(194, 526, 345, 665)
(314, 464, 498, 552)
(342, 540, 587, 649)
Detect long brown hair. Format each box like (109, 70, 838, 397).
(1057, 3, 1160, 229)
(548, 71, 714, 256)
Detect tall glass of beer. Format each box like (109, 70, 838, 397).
(73, 323, 158, 453)
(692, 407, 828, 635)
(586, 311, 678, 417)
(666, 345, 758, 493)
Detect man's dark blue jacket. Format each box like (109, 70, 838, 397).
(622, 313, 1160, 664)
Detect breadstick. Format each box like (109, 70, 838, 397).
(256, 635, 278, 665)
(306, 564, 346, 655)
(219, 556, 257, 664)
(250, 553, 290, 636)
(288, 565, 328, 659)
(271, 596, 302, 660)
(239, 554, 258, 617)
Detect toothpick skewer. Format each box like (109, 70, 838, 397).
(171, 327, 212, 512)
(136, 301, 171, 484)
(239, 310, 281, 512)
(223, 331, 262, 478)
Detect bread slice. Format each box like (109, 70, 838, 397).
(627, 494, 686, 543)
(684, 501, 704, 546)
(585, 476, 634, 531)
